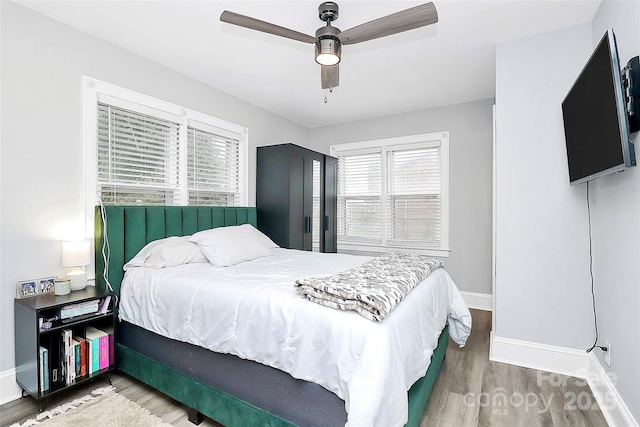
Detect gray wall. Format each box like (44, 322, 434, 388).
(495, 22, 595, 349)
(308, 99, 495, 295)
(0, 2, 308, 375)
(495, 0, 639, 420)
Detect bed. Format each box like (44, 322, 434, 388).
(94, 205, 471, 427)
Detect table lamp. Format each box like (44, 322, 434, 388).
(62, 241, 91, 291)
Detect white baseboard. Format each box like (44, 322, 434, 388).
(586, 353, 639, 427)
(490, 332, 638, 427)
(490, 332, 590, 376)
(460, 291, 492, 311)
(1, 368, 22, 405)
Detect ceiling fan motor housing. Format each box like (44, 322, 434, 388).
(319, 2, 339, 22)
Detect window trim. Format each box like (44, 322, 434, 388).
(83, 76, 248, 224)
(330, 132, 450, 257)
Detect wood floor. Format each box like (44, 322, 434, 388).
(421, 310, 607, 427)
(1, 309, 608, 427)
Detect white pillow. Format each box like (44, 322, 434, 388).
(124, 239, 164, 270)
(144, 236, 208, 268)
(124, 236, 207, 270)
(189, 225, 273, 267)
(239, 224, 279, 248)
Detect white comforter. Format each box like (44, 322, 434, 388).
(119, 248, 472, 427)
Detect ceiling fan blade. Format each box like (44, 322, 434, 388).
(220, 11, 317, 44)
(339, 2, 438, 45)
(321, 64, 340, 89)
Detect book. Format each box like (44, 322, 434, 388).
(60, 300, 100, 320)
(39, 347, 44, 391)
(85, 326, 107, 373)
(72, 338, 82, 377)
(63, 329, 74, 384)
(86, 339, 93, 375)
(101, 325, 115, 368)
(74, 336, 88, 377)
(99, 334, 109, 370)
(59, 332, 66, 386)
(97, 296, 112, 315)
(39, 346, 49, 392)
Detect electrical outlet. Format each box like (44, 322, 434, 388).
(605, 340, 611, 366)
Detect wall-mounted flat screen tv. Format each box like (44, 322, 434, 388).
(562, 28, 636, 185)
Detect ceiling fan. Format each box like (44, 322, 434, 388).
(220, 2, 438, 90)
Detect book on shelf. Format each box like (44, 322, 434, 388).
(102, 325, 115, 368)
(85, 326, 108, 373)
(60, 300, 100, 320)
(39, 346, 49, 392)
(62, 329, 75, 384)
(97, 296, 112, 315)
(72, 337, 83, 378)
(74, 336, 88, 377)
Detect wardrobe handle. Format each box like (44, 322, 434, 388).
(324, 215, 329, 231)
(304, 216, 311, 234)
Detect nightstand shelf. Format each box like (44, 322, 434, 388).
(14, 287, 116, 409)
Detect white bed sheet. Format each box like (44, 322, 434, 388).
(119, 248, 471, 427)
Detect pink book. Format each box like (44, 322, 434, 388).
(99, 334, 109, 370)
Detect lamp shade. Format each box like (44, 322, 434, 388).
(62, 241, 91, 267)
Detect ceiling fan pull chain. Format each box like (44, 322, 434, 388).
(324, 86, 335, 103)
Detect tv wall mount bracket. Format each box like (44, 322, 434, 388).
(622, 56, 640, 133)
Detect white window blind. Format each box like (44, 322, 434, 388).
(331, 132, 449, 256)
(97, 103, 181, 205)
(387, 146, 441, 246)
(187, 126, 240, 206)
(88, 78, 247, 207)
(336, 150, 382, 243)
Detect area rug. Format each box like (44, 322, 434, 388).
(13, 386, 172, 427)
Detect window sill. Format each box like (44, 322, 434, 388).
(337, 243, 451, 258)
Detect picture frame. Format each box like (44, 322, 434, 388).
(38, 277, 56, 295)
(16, 276, 56, 299)
(16, 280, 38, 299)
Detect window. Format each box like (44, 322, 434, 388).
(186, 123, 242, 206)
(84, 77, 247, 208)
(331, 132, 449, 256)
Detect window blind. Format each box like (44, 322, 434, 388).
(97, 103, 180, 205)
(387, 146, 441, 247)
(332, 132, 448, 254)
(336, 150, 382, 243)
(96, 102, 244, 207)
(187, 127, 240, 206)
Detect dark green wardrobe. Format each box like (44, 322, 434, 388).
(256, 143, 337, 253)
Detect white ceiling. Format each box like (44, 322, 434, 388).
(17, 0, 601, 128)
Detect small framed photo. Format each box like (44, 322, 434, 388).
(16, 280, 38, 299)
(16, 276, 56, 299)
(38, 277, 56, 295)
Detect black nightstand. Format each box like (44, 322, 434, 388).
(14, 287, 116, 410)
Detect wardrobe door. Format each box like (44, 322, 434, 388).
(302, 152, 323, 252)
(289, 152, 307, 251)
(323, 156, 338, 253)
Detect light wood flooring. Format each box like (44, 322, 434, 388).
(1, 309, 608, 427)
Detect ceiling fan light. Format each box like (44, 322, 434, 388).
(315, 37, 341, 66)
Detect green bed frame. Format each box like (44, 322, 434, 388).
(95, 205, 448, 427)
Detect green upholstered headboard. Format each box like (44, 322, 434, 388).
(94, 206, 257, 296)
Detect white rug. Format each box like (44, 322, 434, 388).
(13, 386, 172, 427)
